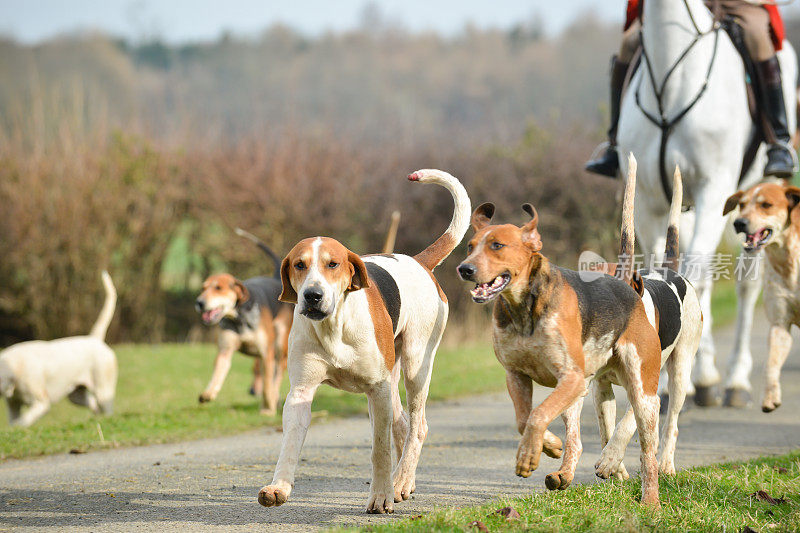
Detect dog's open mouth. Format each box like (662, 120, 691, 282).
(202, 307, 224, 324)
(744, 228, 772, 252)
(301, 308, 328, 321)
(471, 273, 511, 303)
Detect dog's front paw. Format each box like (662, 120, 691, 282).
(198, 392, 215, 403)
(393, 472, 416, 502)
(542, 431, 563, 459)
(515, 440, 542, 478)
(762, 384, 782, 412)
(366, 491, 394, 514)
(595, 446, 626, 480)
(659, 459, 676, 476)
(544, 469, 573, 490)
(258, 484, 290, 507)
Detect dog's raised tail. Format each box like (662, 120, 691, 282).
(616, 153, 637, 285)
(89, 271, 117, 341)
(662, 165, 682, 271)
(235, 227, 282, 279)
(407, 169, 471, 271)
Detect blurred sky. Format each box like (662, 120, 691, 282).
(0, 0, 622, 43)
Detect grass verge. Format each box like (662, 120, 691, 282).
(336, 450, 800, 532)
(0, 342, 504, 460)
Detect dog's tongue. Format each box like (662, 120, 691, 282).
(202, 310, 214, 322)
(746, 230, 764, 247)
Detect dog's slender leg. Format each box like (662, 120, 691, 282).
(390, 362, 408, 463)
(723, 249, 763, 406)
(260, 335, 277, 416)
(516, 371, 584, 478)
(545, 396, 583, 490)
(251, 359, 263, 397)
(6, 398, 21, 424)
(659, 325, 696, 474)
(200, 331, 240, 403)
(762, 323, 792, 412)
(258, 383, 319, 507)
(593, 379, 631, 480)
(506, 370, 562, 459)
(271, 320, 290, 410)
(392, 330, 441, 503)
(627, 388, 660, 506)
(366, 379, 394, 514)
(618, 343, 661, 507)
(15, 397, 50, 427)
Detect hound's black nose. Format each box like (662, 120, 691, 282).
(457, 263, 477, 281)
(195, 299, 205, 312)
(733, 218, 748, 234)
(303, 287, 324, 305)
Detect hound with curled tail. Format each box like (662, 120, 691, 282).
(0, 271, 118, 427)
(258, 169, 470, 514)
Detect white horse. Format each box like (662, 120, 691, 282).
(617, 0, 797, 405)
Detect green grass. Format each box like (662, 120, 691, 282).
(336, 451, 800, 533)
(0, 342, 503, 460)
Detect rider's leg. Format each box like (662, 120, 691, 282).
(729, 2, 796, 177)
(585, 22, 639, 178)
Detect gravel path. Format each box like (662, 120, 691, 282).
(1, 314, 799, 532)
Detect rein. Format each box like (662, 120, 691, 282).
(634, 0, 721, 201)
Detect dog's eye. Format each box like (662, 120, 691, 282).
(761, 202, 772, 209)
(215, 285, 221, 290)
(467, 244, 474, 253)
(490, 242, 505, 251)
(328, 261, 339, 269)
(739, 202, 746, 209)
(295, 261, 306, 270)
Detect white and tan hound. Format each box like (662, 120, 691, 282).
(724, 182, 800, 412)
(257, 170, 470, 514)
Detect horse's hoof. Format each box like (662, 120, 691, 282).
(693, 386, 720, 407)
(723, 388, 751, 408)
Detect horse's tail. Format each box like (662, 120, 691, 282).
(662, 165, 683, 271)
(616, 153, 637, 285)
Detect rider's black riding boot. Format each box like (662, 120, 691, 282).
(585, 56, 628, 178)
(757, 57, 796, 179)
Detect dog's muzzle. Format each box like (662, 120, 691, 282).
(301, 286, 330, 320)
(457, 263, 477, 281)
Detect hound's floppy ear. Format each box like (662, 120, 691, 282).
(471, 202, 495, 231)
(279, 256, 298, 303)
(233, 279, 250, 304)
(347, 250, 370, 291)
(520, 203, 542, 252)
(723, 191, 744, 215)
(785, 186, 800, 225)
(630, 270, 645, 297)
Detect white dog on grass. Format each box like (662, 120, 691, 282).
(0, 271, 118, 427)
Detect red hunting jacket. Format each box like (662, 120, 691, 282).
(625, 0, 785, 50)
